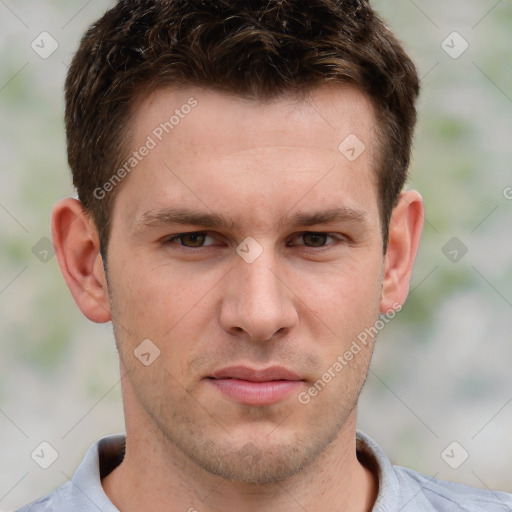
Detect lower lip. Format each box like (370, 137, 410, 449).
(208, 378, 303, 406)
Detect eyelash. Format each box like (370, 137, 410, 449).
(165, 232, 218, 248)
(163, 231, 346, 249)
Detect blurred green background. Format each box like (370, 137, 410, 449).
(1, 0, 511, 509)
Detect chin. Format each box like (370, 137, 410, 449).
(193, 440, 311, 485)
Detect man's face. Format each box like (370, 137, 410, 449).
(106, 85, 386, 483)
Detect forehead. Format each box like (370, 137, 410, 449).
(115, 85, 380, 231)
(131, 84, 377, 157)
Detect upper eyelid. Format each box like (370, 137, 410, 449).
(166, 230, 212, 239)
(288, 232, 344, 244)
(163, 230, 347, 246)
(165, 231, 224, 248)
(168, 230, 208, 238)
(167, 231, 214, 242)
(290, 231, 345, 239)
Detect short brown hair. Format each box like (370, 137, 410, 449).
(65, 0, 419, 257)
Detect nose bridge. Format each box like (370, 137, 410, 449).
(241, 254, 280, 309)
(220, 246, 297, 340)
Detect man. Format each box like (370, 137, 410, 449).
(17, 0, 512, 510)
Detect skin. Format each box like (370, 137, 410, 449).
(52, 85, 423, 511)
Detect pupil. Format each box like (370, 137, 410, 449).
(304, 233, 326, 247)
(183, 233, 205, 247)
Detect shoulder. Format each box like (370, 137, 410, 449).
(12, 434, 125, 511)
(14, 498, 50, 511)
(395, 466, 512, 511)
(356, 431, 512, 512)
(12, 483, 70, 511)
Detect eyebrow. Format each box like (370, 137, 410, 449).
(134, 207, 235, 231)
(277, 207, 367, 228)
(134, 206, 366, 232)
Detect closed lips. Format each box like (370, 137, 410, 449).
(207, 366, 304, 406)
(209, 366, 303, 382)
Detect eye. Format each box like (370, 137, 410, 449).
(289, 232, 342, 248)
(302, 232, 329, 247)
(166, 231, 217, 248)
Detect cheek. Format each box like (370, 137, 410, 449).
(110, 255, 195, 320)
(108, 254, 221, 367)
(292, 255, 383, 330)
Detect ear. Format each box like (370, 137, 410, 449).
(380, 190, 424, 313)
(51, 197, 111, 323)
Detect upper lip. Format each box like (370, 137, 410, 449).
(210, 366, 303, 382)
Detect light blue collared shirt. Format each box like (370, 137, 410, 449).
(15, 431, 512, 511)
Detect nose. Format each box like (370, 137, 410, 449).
(219, 251, 298, 341)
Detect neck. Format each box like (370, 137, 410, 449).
(103, 415, 377, 511)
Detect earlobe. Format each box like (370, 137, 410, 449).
(51, 198, 111, 323)
(380, 190, 424, 313)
